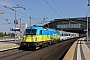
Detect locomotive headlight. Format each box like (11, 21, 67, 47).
(22, 37, 25, 42)
(22, 37, 26, 42)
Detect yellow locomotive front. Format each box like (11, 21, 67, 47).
(20, 26, 51, 49)
(20, 29, 38, 49)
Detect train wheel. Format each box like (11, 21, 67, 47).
(41, 43, 45, 48)
(46, 43, 49, 47)
(49, 41, 53, 45)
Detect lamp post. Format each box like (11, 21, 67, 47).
(4, 18, 22, 41)
(30, 17, 31, 28)
(19, 17, 21, 41)
(86, 1, 90, 41)
(86, 16, 89, 41)
(4, 4, 26, 43)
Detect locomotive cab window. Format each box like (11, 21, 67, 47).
(25, 29, 37, 35)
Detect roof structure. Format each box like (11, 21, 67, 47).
(45, 17, 90, 34)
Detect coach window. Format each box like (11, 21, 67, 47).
(40, 30, 42, 35)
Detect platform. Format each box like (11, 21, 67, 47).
(0, 42, 19, 51)
(63, 37, 90, 60)
(0, 37, 90, 60)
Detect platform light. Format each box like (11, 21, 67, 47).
(4, 5, 8, 8)
(4, 4, 26, 43)
(86, 2, 90, 41)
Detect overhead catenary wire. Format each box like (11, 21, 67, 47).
(0, 9, 14, 15)
(0, 9, 28, 18)
(0, 5, 29, 18)
(52, 0, 64, 17)
(0, 5, 4, 7)
(15, 10, 29, 17)
(11, 0, 49, 25)
(11, 0, 46, 17)
(0, 5, 48, 27)
(44, 0, 61, 18)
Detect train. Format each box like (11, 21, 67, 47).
(20, 25, 60, 49)
(20, 25, 79, 50)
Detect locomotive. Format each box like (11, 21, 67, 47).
(20, 25, 60, 49)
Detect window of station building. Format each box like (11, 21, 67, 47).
(57, 24, 68, 28)
(63, 25, 67, 28)
(57, 25, 61, 28)
(70, 24, 81, 28)
(57, 25, 63, 28)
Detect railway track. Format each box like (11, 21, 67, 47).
(0, 48, 20, 58)
(0, 38, 78, 60)
(0, 48, 33, 60)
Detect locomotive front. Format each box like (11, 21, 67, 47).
(20, 26, 39, 49)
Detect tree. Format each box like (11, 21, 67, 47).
(0, 32, 4, 37)
(11, 33, 15, 37)
(8, 33, 15, 37)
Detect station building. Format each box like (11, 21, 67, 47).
(46, 17, 90, 40)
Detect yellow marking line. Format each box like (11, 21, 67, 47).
(63, 37, 85, 60)
(63, 40, 77, 60)
(82, 41, 90, 60)
(77, 41, 82, 60)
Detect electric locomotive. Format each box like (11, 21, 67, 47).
(20, 25, 60, 49)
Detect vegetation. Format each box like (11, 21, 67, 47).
(0, 32, 4, 37)
(0, 32, 15, 37)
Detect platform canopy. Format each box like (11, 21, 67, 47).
(45, 17, 90, 34)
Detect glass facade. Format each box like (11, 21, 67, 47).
(70, 24, 81, 28)
(57, 24, 81, 28)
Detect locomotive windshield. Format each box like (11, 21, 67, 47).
(25, 29, 37, 35)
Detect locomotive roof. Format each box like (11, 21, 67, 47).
(24, 26, 60, 35)
(26, 26, 44, 30)
(25, 26, 59, 33)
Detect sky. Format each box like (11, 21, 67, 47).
(0, 0, 89, 32)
